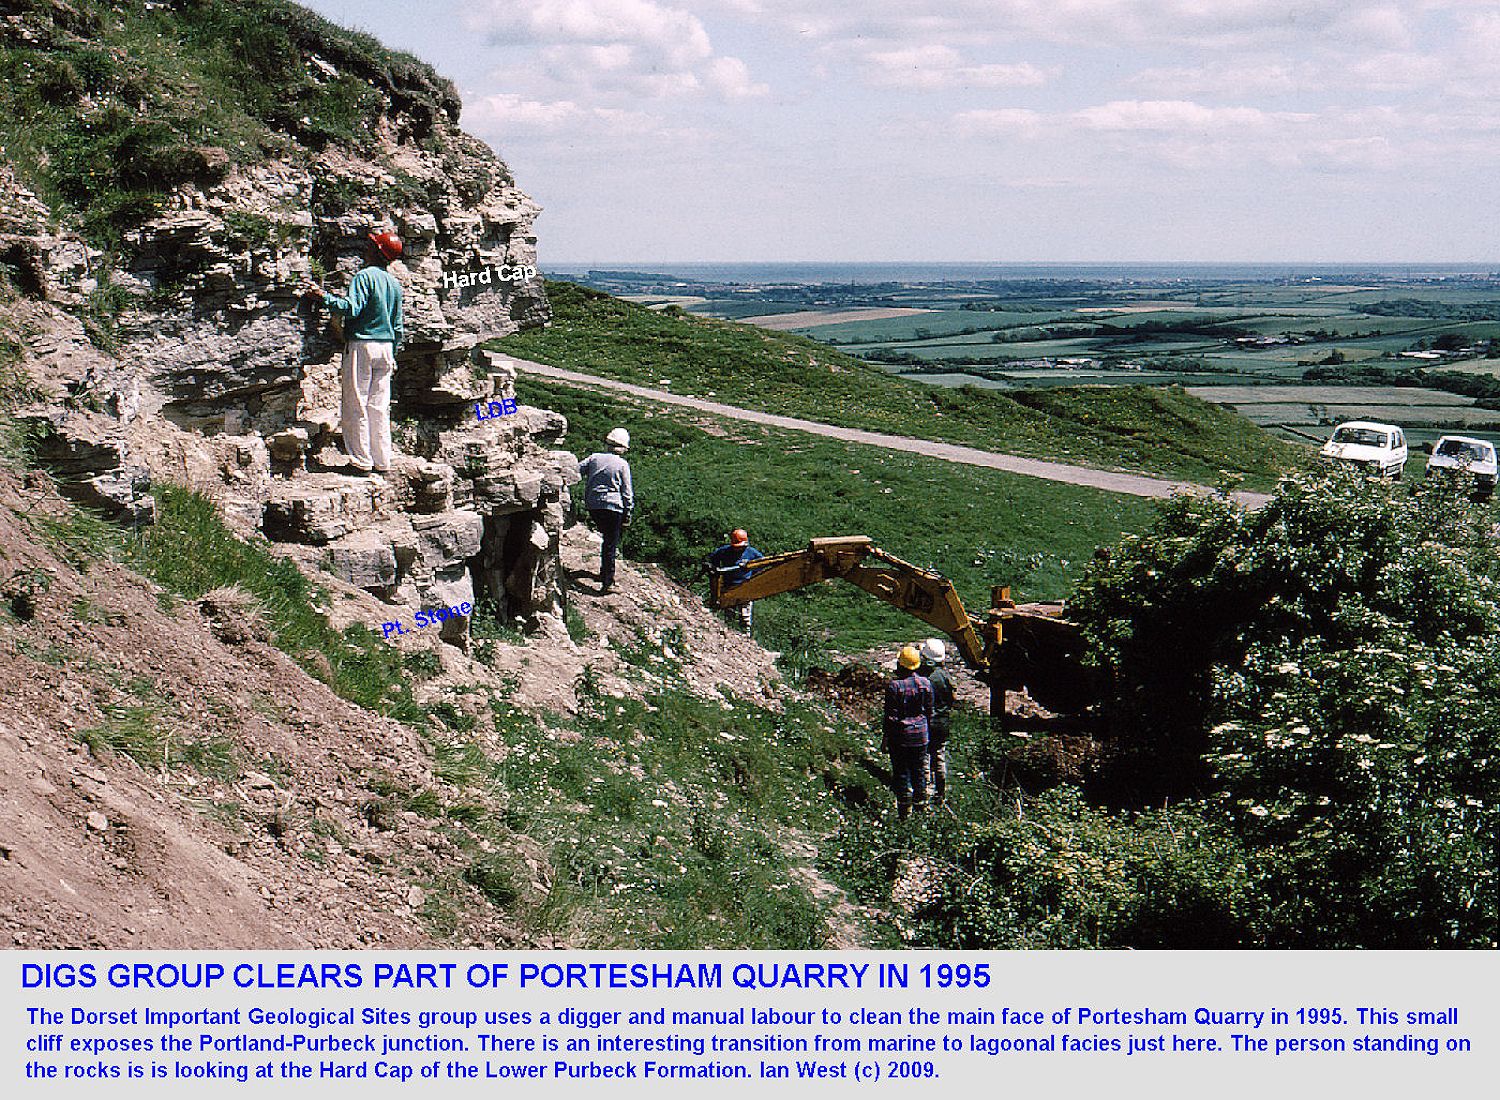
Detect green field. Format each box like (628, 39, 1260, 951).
(890, 371, 1013, 389)
(798, 309, 1066, 343)
(690, 300, 813, 319)
(701, 275, 1500, 456)
(495, 281, 1301, 490)
(1188, 383, 1500, 456)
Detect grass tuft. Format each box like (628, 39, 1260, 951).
(78, 703, 238, 781)
(464, 852, 524, 908)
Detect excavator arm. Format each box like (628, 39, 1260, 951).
(710, 536, 1093, 720)
(710, 536, 995, 672)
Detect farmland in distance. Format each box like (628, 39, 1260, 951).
(555, 267, 1500, 457)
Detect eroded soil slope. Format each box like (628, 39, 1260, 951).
(0, 469, 856, 949)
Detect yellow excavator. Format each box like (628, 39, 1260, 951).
(709, 536, 1090, 718)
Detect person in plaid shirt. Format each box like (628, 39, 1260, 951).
(883, 646, 934, 820)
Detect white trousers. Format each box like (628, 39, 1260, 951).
(341, 339, 394, 471)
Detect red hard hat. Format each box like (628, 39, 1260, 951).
(730, 529, 748, 546)
(368, 231, 403, 261)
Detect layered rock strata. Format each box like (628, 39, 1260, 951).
(1, 19, 572, 642)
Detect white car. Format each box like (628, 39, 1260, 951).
(1320, 421, 1408, 479)
(1425, 435, 1498, 495)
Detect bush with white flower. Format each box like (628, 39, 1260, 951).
(1070, 472, 1500, 946)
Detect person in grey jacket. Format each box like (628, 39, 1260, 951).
(577, 427, 634, 594)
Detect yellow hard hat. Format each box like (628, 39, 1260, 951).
(897, 646, 921, 670)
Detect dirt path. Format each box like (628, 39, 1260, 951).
(738, 307, 933, 330)
(495, 354, 1272, 507)
(780, 829, 875, 949)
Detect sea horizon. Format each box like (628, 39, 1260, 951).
(540, 260, 1500, 285)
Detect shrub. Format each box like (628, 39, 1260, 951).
(912, 789, 1252, 949)
(1070, 473, 1500, 946)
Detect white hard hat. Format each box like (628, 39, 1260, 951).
(606, 427, 630, 451)
(920, 638, 946, 664)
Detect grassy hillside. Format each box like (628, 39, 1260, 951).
(520, 377, 1156, 657)
(471, 652, 882, 948)
(497, 281, 1301, 489)
(0, 0, 454, 246)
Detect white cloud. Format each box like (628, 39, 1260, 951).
(947, 96, 1441, 176)
(1073, 100, 1306, 132)
(1347, 52, 1449, 92)
(1131, 49, 1458, 99)
(862, 45, 1052, 90)
(1129, 62, 1310, 97)
(705, 0, 1412, 50)
(538, 43, 707, 97)
(1003, 175, 1089, 189)
(469, 0, 712, 64)
(466, 0, 761, 100)
(465, 92, 684, 141)
(466, 93, 585, 135)
(954, 108, 1043, 136)
(1333, 5, 1412, 49)
(1306, 135, 1400, 171)
(705, 56, 770, 98)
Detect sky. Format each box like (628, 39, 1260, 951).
(300, 0, 1500, 264)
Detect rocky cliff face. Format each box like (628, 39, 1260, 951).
(0, 1, 575, 638)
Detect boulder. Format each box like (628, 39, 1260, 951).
(81, 467, 156, 526)
(326, 537, 398, 591)
(15, 407, 156, 524)
(473, 469, 544, 513)
(422, 569, 475, 645)
(411, 510, 484, 567)
(263, 476, 389, 544)
(387, 457, 453, 513)
(394, 345, 494, 407)
(267, 427, 310, 465)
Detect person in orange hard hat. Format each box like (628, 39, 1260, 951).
(883, 645, 934, 821)
(299, 230, 405, 475)
(707, 528, 764, 633)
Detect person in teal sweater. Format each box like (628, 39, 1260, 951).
(300, 231, 405, 473)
